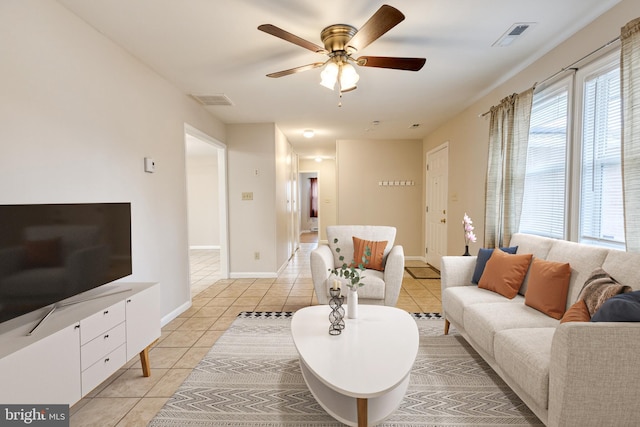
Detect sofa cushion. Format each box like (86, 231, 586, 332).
(471, 246, 518, 284)
(601, 250, 640, 292)
(560, 299, 591, 323)
(591, 291, 640, 322)
(352, 237, 387, 271)
(464, 302, 559, 358)
(494, 328, 555, 410)
(442, 286, 522, 327)
(478, 249, 532, 298)
(544, 240, 609, 308)
(577, 268, 631, 316)
(525, 258, 572, 319)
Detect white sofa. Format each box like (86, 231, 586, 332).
(310, 225, 404, 306)
(441, 233, 640, 427)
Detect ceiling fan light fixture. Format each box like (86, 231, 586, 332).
(339, 62, 359, 92)
(320, 62, 339, 90)
(303, 129, 315, 138)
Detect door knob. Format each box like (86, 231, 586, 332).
(440, 218, 446, 223)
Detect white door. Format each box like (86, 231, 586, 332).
(426, 143, 449, 269)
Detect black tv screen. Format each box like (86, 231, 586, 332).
(0, 202, 132, 325)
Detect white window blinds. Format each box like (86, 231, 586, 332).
(579, 65, 624, 247)
(519, 81, 569, 238)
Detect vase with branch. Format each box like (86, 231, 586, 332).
(462, 213, 477, 256)
(329, 238, 370, 318)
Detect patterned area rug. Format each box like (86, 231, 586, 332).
(149, 311, 542, 426)
(405, 266, 441, 279)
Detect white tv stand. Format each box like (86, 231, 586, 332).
(0, 282, 160, 405)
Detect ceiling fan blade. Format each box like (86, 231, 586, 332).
(266, 62, 326, 78)
(346, 5, 405, 53)
(258, 24, 326, 53)
(357, 56, 426, 71)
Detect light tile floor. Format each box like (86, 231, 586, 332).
(69, 242, 441, 426)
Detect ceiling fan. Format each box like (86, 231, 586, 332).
(258, 4, 426, 93)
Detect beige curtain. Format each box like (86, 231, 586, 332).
(484, 88, 534, 248)
(622, 18, 640, 252)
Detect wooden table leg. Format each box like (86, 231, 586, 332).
(357, 398, 368, 427)
(139, 339, 159, 377)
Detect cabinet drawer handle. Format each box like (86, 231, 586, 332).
(104, 358, 110, 363)
(127, 299, 132, 303)
(103, 310, 109, 315)
(104, 334, 109, 339)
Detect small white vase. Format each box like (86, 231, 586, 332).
(347, 288, 358, 319)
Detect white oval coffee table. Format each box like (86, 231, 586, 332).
(291, 304, 419, 427)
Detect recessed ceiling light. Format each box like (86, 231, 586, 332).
(303, 130, 315, 138)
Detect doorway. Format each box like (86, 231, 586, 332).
(425, 142, 449, 269)
(299, 171, 319, 243)
(184, 124, 229, 296)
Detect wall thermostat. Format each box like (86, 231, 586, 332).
(144, 157, 155, 173)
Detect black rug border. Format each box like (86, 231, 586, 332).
(405, 266, 441, 279)
(237, 311, 442, 320)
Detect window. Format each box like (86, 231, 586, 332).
(519, 50, 624, 249)
(520, 79, 570, 238)
(578, 64, 623, 247)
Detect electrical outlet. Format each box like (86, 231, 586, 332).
(242, 192, 253, 201)
(254, 252, 260, 260)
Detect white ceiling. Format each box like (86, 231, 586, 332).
(57, 0, 620, 159)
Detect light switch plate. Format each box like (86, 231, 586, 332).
(144, 157, 155, 173)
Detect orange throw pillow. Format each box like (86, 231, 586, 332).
(352, 237, 387, 271)
(524, 258, 572, 319)
(478, 249, 532, 299)
(560, 299, 591, 323)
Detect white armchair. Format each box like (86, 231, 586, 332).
(311, 225, 404, 306)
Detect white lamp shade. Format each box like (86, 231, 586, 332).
(320, 62, 339, 90)
(339, 63, 359, 91)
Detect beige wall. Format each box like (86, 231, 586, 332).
(227, 123, 295, 276)
(336, 139, 423, 257)
(423, 0, 640, 256)
(299, 158, 337, 242)
(186, 153, 220, 247)
(0, 0, 226, 323)
(274, 126, 294, 272)
(227, 124, 277, 276)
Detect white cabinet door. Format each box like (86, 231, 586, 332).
(0, 323, 81, 404)
(125, 284, 160, 360)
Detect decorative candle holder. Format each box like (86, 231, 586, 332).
(328, 288, 345, 335)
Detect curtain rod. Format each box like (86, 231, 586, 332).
(479, 35, 621, 118)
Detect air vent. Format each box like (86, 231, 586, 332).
(492, 22, 536, 47)
(190, 94, 234, 106)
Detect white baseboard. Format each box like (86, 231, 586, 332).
(405, 256, 427, 262)
(189, 245, 221, 250)
(161, 300, 191, 327)
(230, 272, 278, 279)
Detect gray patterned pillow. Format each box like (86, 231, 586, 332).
(577, 268, 631, 316)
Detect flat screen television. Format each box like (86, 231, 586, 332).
(0, 202, 132, 325)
